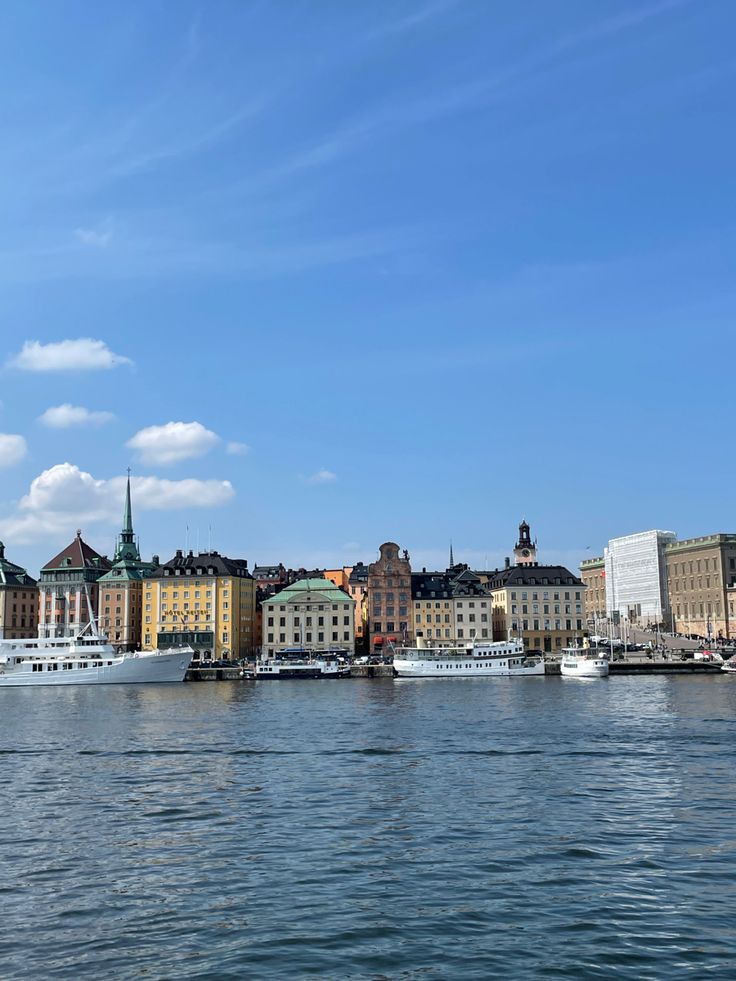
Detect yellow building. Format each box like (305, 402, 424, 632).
(143, 549, 256, 661)
(487, 564, 586, 652)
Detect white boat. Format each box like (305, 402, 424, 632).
(0, 634, 192, 687)
(560, 648, 609, 678)
(255, 648, 344, 679)
(393, 639, 545, 678)
(721, 657, 736, 674)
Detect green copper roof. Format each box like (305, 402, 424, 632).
(268, 577, 352, 604)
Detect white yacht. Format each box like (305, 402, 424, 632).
(393, 639, 545, 678)
(0, 634, 192, 687)
(255, 648, 345, 679)
(560, 648, 609, 679)
(721, 656, 736, 674)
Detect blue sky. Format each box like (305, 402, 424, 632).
(0, 0, 734, 576)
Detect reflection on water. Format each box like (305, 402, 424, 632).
(2, 675, 736, 979)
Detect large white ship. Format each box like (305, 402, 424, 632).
(0, 634, 192, 687)
(393, 639, 545, 678)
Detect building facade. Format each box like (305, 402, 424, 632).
(145, 550, 256, 660)
(580, 556, 606, 627)
(488, 564, 586, 651)
(324, 564, 369, 648)
(604, 530, 676, 628)
(0, 542, 38, 639)
(97, 477, 156, 651)
(665, 534, 736, 640)
(412, 567, 492, 645)
(367, 542, 412, 653)
(38, 531, 111, 638)
(261, 577, 355, 657)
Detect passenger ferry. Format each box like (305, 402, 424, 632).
(560, 648, 609, 679)
(393, 639, 545, 678)
(0, 634, 192, 687)
(255, 648, 347, 680)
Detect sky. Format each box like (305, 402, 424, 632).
(0, 0, 734, 577)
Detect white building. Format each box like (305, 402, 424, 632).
(604, 530, 677, 627)
(262, 577, 355, 657)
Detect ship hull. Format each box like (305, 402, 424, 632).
(0, 650, 191, 687)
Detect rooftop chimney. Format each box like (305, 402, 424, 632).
(504, 556, 510, 569)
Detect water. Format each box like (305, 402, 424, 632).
(1, 675, 736, 979)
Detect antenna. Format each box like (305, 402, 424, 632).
(185, 524, 189, 553)
(208, 524, 212, 552)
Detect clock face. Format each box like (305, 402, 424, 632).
(522, 548, 530, 557)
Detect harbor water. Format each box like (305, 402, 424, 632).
(2, 675, 736, 979)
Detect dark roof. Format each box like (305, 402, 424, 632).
(152, 550, 252, 579)
(253, 564, 286, 580)
(0, 543, 37, 587)
(411, 569, 490, 600)
(42, 532, 111, 573)
(484, 564, 584, 588)
(348, 562, 368, 584)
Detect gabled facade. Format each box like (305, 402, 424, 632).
(0, 542, 38, 639)
(367, 542, 412, 652)
(261, 577, 355, 657)
(38, 531, 111, 638)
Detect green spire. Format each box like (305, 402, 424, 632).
(113, 470, 141, 564)
(123, 469, 133, 536)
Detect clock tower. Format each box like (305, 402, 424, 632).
(514, 520, 537, 566)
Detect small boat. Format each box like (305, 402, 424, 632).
(720, 657, 736, 674)
(255, 648, 344, 679)
(0, 633, 192, 687)
(393, 638, 545, 678)
(560, 648, 609, 679)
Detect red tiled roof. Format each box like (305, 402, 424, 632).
(42, 531, 111, 572)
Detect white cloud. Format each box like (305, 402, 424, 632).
(127, 421, 220, 465)
(226, 441, 250, 456)
(0, 433, 27, 469)
(39, 404, 115, 428)
(304, 469, 337, 485)
(75, 226, 112, 248)
(0, 463, 235, 544)
(7, 338, 132, 372)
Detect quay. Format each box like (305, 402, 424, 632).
(187, 658, 724, 681)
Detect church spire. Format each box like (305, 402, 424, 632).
(449, 541, 454, 567)
(113, 469, 141, 564)
(123, 468, 133, 537)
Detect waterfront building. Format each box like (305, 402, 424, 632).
(412, 566, 492, 644)
(580, 556, 607, 628)
(145, 550, 256, 660)
(97, 476, 157, 651)
(0, 542, 38, 639)
(38, 531, 111, 638)
(488, 564, 586, 652)
(604, 530, 676, 628)
(261, 577, 355, 658)
(324, 564, 369, 647)
(367, 542, 412, 653)
(665, 534, 736, 640)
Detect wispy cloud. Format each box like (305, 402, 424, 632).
(303, 469, 337, 486)
(226, 441, 250, 456)
(7, 338, 133, 372)
(111, 100, 269, 178)
(39, 404, 115, 428)
(366, 0, 460, 41)
(74, 218, 113, 248)
(0, 433, 27, 469)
